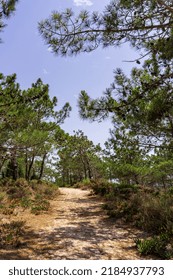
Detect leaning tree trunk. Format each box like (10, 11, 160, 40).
(39, 153, 47, 180)
(27, 154, 35, 180)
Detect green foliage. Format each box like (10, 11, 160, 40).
(87, 178, 173, 258)
(89, 179, 116, 196)
(55, 130, 104, 186)
(81, 178, 91, 185)
(0, 178, 58, 215)
(0, 73, 71, 181)
(20, 196, 32, 208)
(0, 0, 19, 40)
(39, 0, 173, 191)
(136, 234, 173, 259)
(38, 0, 173, 194)
(38, 1, 173, 56)
(31, 195, 50, 215)
(0, 221, 25, 248)
(72, 178, 92, 189)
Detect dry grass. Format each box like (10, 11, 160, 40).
(89, 179, 173, 259)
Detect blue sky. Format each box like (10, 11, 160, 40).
(0, 0, 137, 147)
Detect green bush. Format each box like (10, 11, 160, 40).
(0, 178, 59, 215)
(97, 184, 173, 236)
(29, 180, 59, 198)
(91, 180, 173, 258)
(136, 193, 173, 234)
(82, 178, 91, 185)
(0, 192, 6, 209)
(20, 197, 32, 208)
(0, 221, 25, 248)
(3, 178, 32, 200)
(90, 179, 114, 196)
(135, 234, 173, 259)
(31, 195, 50, 215)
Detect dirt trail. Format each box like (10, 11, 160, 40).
(0, 188, 152, 260)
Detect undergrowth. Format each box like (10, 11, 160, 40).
(0, 178, 59, 215)
(0, 221, 25, 248)
(0, 178, 59, 249)
(81, 179, 173, 259)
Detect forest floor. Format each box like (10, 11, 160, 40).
(0, 187, 153, 260)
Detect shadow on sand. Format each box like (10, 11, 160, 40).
(0, 193, 151, 260)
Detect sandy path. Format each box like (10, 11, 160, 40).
(0, 188, 151, 260)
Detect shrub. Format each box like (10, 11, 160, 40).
(20, 197, 32, 208)
(135, 193, 173, 234)
(6, 186, 27, 199)
(98, 184, 173, 236)
(82, 178, 91, 185)
(0, 178, 14, 188)
(0, 221, 25, 248)
(0, 192, 6, 209)
(135, 234, 173, 259)
(91, 179, 173, 258)
(72, 178, 93, 189)
(29, 180, 59, 198)
(4, 178, 32, 200)
(90, 179, 114, 196)
(0, 178, 59, 215)
(31, 195, 50, 215)
(15, 178, 29, 188)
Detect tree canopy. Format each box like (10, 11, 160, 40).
(39, 0, 173, 152)
(39, 0, 173, 149)
(38, 0, 173, 58)
(1, 0, 173, 259)
(38, 0, 173, 188)
(55, 130, 104, 186)
(2, 0, 173, 187)
(0, 73, 71, 180)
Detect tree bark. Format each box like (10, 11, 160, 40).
(27, 154, 35, 180)
(39, 153, 47, 180)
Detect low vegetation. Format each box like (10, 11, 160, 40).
(0, 178, 59, 248)
(0, 221, 25, 249)
(85, 179, 173, 259)
(0, 178, 59, 214)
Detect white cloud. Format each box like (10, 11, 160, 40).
(73, 0, 93, 7)
(43, 68, 48, 75)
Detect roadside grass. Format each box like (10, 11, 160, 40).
(0, 221, 25, 249)
(0, 178, 59, 248)
(83, 179, 173, 259)
(0, 178, 59, 215)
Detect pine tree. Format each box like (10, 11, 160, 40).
(0, 0, 19, 41)
(39, 1, 173, 58)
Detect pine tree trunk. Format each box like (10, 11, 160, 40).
(39, 153, 47, 180)
(11, 149, 18, 180)
(27, 154, 35, 180)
